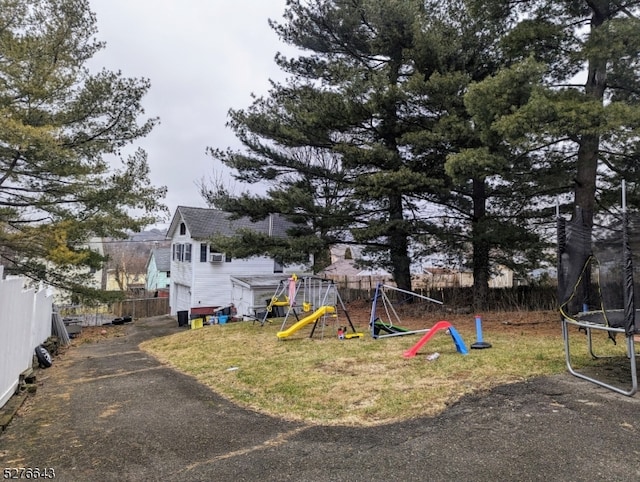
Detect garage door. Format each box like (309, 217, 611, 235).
(174, 283, 191, 313)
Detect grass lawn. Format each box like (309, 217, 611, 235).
(140, 309, 631, 426)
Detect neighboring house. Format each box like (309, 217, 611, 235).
(146, 247, 171, 296)
(47, 236, 105, 304)
(103, 230, 170, 297)
(167, 206, 308, 317)
(321, 258, 518, 291)
(418, 265, 516, 289)
(320, 258, 392, 290)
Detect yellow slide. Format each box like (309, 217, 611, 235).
(276, 306, 336, 339)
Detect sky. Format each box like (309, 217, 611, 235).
(88, 0, 292, 226)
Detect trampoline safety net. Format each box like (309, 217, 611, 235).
(558, 206, 640, 337)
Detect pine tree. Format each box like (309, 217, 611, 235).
(207, 0, 448, 291)
(0, 0, 166, 299)
(465, 0, 640, 223)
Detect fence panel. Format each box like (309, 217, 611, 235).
(0, 268, 53, 409)
(112, 297, 170, 318)
(321, 274, 557, 311)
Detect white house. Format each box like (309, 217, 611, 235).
(167, 206, 308, 318)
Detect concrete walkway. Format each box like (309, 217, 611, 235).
(1, 316, 640, 481)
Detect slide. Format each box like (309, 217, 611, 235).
(276, 305, 336, 339)
(402, 321, 469, 358)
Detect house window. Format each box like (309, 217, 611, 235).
(179, 222, 186, 235)
(274, 258, 283, 273)
(172, 243, 192, 262)
(225, 253, 232, 263)
(200, 243, 207, 262)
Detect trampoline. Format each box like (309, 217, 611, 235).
(558, 182, 639, 395)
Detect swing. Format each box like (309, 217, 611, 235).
(369, 283, 443, 339)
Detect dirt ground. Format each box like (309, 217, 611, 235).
(342, 299, 560, 337)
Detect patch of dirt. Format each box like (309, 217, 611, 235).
(71, 324, 127, 345)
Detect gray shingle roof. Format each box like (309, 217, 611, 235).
(169, 206, 293, 240)
(151, 248, 171, 272)
(230, 275, 288, 289)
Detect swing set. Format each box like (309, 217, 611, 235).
(369, 282, 444, 339)
(262, 275, 362, 339)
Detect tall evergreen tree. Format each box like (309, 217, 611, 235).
(465, 0, 640, 223)
(389, 1, 552, 309)
(0, 0, 166, 298)
(207, 0, 556, 305)
(208, 0, 439, 290)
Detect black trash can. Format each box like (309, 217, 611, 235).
(177, 310, 189, 327)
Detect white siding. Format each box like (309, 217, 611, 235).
(171, 259, 193, 290)
(172, 283, 191, 315)
(192, 256, 276, 309)
(168, 221, 195, 314)
(231, 281, 281, 320)
(193, 256, 309, 310)
(167, 212, 309, 315)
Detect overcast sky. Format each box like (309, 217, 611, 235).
(88, 0, 291, 226)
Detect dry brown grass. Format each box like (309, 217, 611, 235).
(141, 304, 624, 427)
(71, 324, 127, 345)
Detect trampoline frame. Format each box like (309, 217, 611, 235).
(558, 181, 639, 396)
(561, 313, 638, 396)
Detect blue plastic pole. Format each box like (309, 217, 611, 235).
(471, 315, 492, 349)
(475, 316, 484, 342)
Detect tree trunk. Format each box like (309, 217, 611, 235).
(389, 193, 412, 293)
(384, 48, 412, 293)
(312, 245, 332, 273)
(574, 2, 608, 225)
(472, 178, 490, 310)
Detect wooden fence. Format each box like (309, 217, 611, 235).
(112, 297, 170, 318)
(326, 274, 557, 310)
(0, 267, 53, 409)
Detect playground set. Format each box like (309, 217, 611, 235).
(262, 275, 364, 340)
(260, 276, 492, 359)
(369, 283, 444, 338)
(369, 282, 477, 357)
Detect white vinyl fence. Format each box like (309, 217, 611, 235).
(0, 266, 53, 409)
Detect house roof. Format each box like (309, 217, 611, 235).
(230, 273, 315, 289)
(151, 248, 171, 272)
(230, 275, 290, 289)
(167, 206, 292, 240)
(319, 259, 363, 277)
(319, 259, 391, 277)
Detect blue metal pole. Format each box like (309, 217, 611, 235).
(370, 282, 381, 338)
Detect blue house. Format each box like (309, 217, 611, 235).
(146, 247, 171, 296)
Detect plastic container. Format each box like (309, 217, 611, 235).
(218, 315, 229, 324)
